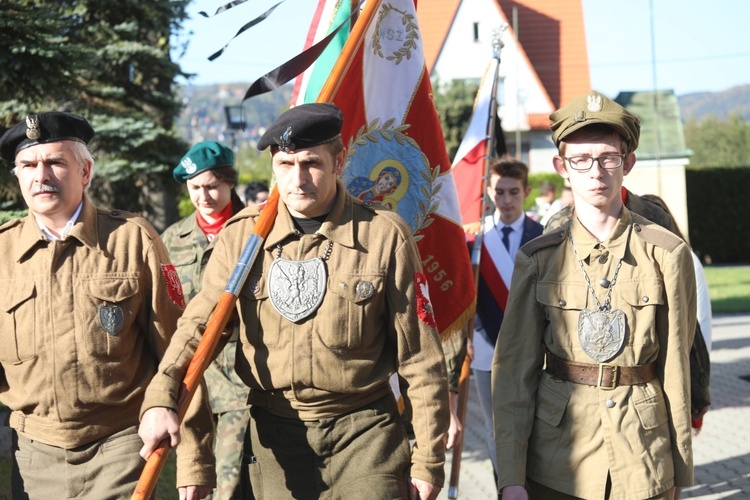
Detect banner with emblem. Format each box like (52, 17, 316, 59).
(315, 0, 475, 337)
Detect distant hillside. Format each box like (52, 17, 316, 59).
(678, 84, 750, 122)
(176, 83, 292, 145)
(173, 82, 750, 144)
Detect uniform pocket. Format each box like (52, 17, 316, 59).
(529, 374, 571, 476)
(171, 252, 198, 299)
(0, 280, 37, 364)
(77, 276, 141, 358)
(633, 390, 668, 430)
(536, 281, 589, 347)
(323, 273, 384, 349)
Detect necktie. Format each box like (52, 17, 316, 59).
(501, 226, 513, 252)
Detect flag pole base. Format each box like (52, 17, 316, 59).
(448, 486, 458, 499)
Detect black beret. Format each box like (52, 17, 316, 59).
(550, 91, 641, 153)
(257, 103, 343, 152)
(0, 112, 95, 164)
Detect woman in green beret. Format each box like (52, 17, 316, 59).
(162, 141, 250, 500)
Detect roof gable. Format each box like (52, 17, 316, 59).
(616, 91, 690, 159)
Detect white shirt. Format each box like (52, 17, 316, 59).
(692, 251, 713, 350)
(35, 202, 83, 241)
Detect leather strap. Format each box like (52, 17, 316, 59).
(544, 351, 656, 389)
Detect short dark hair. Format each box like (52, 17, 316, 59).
(489, 157, 530, 188)
(206, 165, 238, 186)
(243, 180, 269, 204)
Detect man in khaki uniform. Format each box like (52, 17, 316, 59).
(139, 103, 450, 499)
(492, 92, 696, 499)
(0, 112, 214, 499)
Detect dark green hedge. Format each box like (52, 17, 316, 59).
(686, 166, 750, 264)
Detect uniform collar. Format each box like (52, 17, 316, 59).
(264, 180, 356, 250)
(568, 206, 633, 262)
(17, 194, 99, 262)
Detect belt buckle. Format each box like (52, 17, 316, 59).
(597, 363, 618, 390)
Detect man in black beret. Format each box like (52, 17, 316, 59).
(140, 103, 450, 499)
(0, 112, 214, 499)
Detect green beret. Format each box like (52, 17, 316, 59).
(0, 111, 95, 164)
(550, 91, 641, 153)
(173, 141, 234, 183)
(257, 103, 343, 152)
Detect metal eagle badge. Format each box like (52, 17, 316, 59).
(99, 305, 124, 335)
(268, 256, 326, 322)
(578, 307, 626, 363)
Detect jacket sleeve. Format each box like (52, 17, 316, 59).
(659, 242, 697, 487)
(143, 234, 217, 487)
(388, 233, 450, 486)
(491, 250, 546, 489)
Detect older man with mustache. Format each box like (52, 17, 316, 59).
(0, 112, 214, 499)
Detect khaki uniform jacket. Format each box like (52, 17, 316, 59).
(492, 208, 696, 499)
(161, 197, 250, 414)
(144, 184, 450, 486)
(0, 196, 214, 487)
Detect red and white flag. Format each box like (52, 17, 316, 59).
(451, 58, 499, 240)
(318, 0, 475, 337)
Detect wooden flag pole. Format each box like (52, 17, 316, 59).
(132, 188, 280, 499)
(448, 26, 507, 500)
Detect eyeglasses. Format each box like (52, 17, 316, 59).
(562, 154, 626, 171)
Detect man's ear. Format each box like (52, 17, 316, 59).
(523, 185, 531, 200)
(623, 152, 636, 176)
(334, 148, 346, 175)
(552, 155, 569, 178)
(80, 160, 93, 185)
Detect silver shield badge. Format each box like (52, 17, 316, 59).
(99, 305, 124, 336)
(268, 257, 326, 323)
(578, 308, 626, 363)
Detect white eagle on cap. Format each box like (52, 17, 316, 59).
(182, 157, 197, 174)
(587, 93, 602, 112)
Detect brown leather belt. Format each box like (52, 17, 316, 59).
(544, 351, 656, 390)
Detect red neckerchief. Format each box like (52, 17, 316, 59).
(196, 202, 234, 241)
(621, 187, 628, 204)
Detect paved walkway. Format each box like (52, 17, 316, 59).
(440, 313, 750, 499)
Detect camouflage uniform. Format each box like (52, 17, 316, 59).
(162, 194, 250, 500)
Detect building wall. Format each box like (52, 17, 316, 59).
(623, 159, 690, 238)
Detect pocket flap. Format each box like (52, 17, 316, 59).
(0, 281, 35, 312)
(634, 391, 668, 430)
(537, 282, 589, 310)
(85, 278, 139, 303)
(171, 252, 197, 267)
(617, 280, 664, 307)
(328, 274, 384, 304)
(535, 376, 570, 427)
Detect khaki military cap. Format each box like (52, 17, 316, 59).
(550, 91, 641, 153)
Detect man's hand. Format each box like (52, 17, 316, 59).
(445, 391, 462, 450)
(466, 336, 475, 362)
(178, 485, 213, 500)
(501, 484, 528, 500)
(138, 407, 181, 460)
(408, 477, 440, 500)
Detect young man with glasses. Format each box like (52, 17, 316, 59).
(492, 91, 696, 499)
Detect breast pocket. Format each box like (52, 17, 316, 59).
(0, 280, 37, 364)
(536, 281, 589, 347)
(171, 252, 198, 300)
(323, 273, 385, 349)
(77, 276, 141, 358)
(615, 279, 664, 347)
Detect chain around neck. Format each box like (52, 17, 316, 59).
(568, 229, 624, 311)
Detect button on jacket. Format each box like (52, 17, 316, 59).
(144, 183, 450, 486)
(492, 208, 696, 499)
(0, 195, 214, 486)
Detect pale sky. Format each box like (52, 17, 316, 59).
(176, 0, 750, 98)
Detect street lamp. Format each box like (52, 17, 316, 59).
(224, 104, 245, 152)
